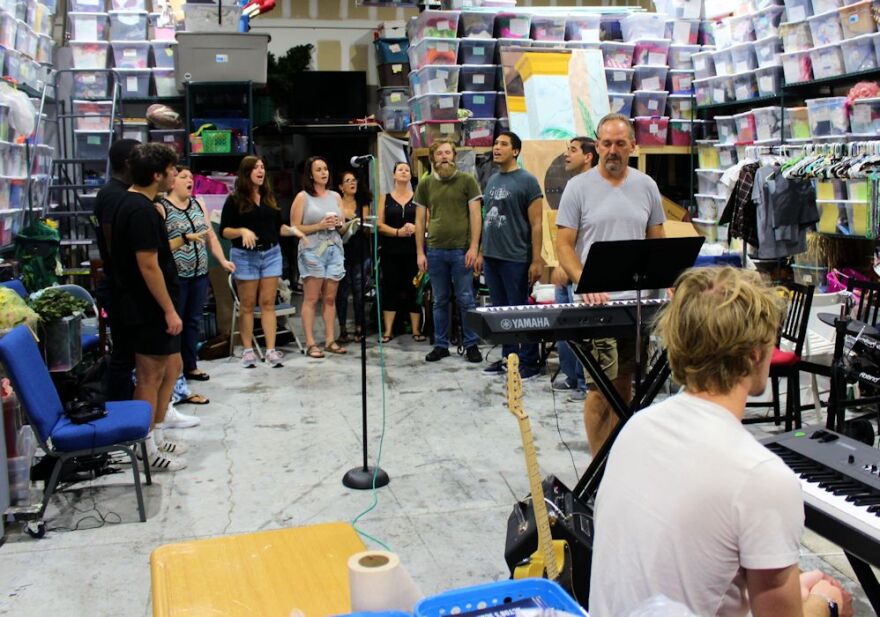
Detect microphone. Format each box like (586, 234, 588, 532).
(350, 154, 373, 168)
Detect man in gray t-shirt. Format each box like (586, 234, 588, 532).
(477, 131, 544, 379)
(556, 113, 666, 456)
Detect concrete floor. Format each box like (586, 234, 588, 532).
(0, 335, 876, 615)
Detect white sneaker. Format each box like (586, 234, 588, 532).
(266, 348, 284, 367)
(156, 404, 201, 429)
(154, 429, 189, 454)
(139, 435, 187, 472)
(241, 348, 258, 368)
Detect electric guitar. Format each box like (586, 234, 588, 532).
(506, 354, 577, 601)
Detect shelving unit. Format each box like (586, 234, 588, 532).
(183, 81, 254, 173)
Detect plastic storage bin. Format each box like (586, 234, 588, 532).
(148, 12, 175, 40)
(807, 96, 850, 135)
(605, 67, 634, 93)
(711, 75, 735, 104)
(632, 38, 671, 65)
(566, 14, 601, 42)
(378, 106, 408, 132)
(68, 11, 110, 41)
(70, 0, 106, 10)
(152, 67, 175, 96)
(667, 69, 694, 93)
(111, 40, 149, 68)
(732, 71, 758, 101)
(531, 15, 566, 41)
(781, 49, 813, 82)
(668, 44, 700, 70)
(693, 77, 713, 106)
(111, 0, 147, 8)
(458, 64, 496, 91)
(463, 117, 496, 146)
(374, 38, 409, 64)
(850, 96, 880, 132)
(666, 18, 700, 44)
(75, 130, 111, 159)
(150, 40, 175, 68)
(622, 13, 667, 41)
(779, 19, 813, 52)
(408, 38, 459, 70)
(697, 139, 721, 168)
(601, 41, 635, 68)
(116, 67, 150, 98)
(669, 118, 696, 145)
(121, 120, 148, 142)
(753, 105, 784, 140)
(72, 70, 110, 98)
(728, 13, 757, 42)
(696, 168, 725, 195)
(413, 119, 463, 147)
(36, 33, 54, 64)
(409, 65, 460, 95)
(459, 11, 494, 38)
(379, 87, 408, 108)
(15, 24, 37, 60)
(667, 94, 694, 119)
(753, 5, 786, 38)
(634, 116, 669, 145)
(692, 50, 716, 79)
(754, 35, 784, 67)
(379, 62, 410, 87)
(72, 100, 112, 130)
(695, 193, 727, 219)
(839, 1, 876, 39)
(730, 42, 758, 72)
(787, 105, 811, 138)
(809, 42, 845, 77)
(633, 65, 668, 91)
(182, 3, 241, 32)
(70, 41, 109, 69)
(3, 49, 20, 82)
(784, 0, 813, 22)
(734, 110, 757, 141)
(458, 38, 495, 64)
(711, 48, 734, 75)
(813, 0, 842, 12)
(410, 93, 462, 122)
(494, 12, 531, 39)
(415, 579, 585, 617)
(792, 263, 829, 289)
(840, 33, 877, 72)
(109, 10, 147, 40)
(460, 91, 496, 117)
(716, 142, 739, 167)
(149, 128, 184, 154)
(755, 65, 784, 96)
(716, 115, 737, 144)
(808, 9, 844, 46)
(633, 90, 668, 116)
(609, 92, 635, 116)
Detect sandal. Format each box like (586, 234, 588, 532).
(337, 331, 352, 344)
(353, 330, 364, 343)
(179, 393, 210, 405)
(306, 344, 325, 359)
(381, 334, 394, 344)
(412, 333, 426, 342)
(325, 341, 348, 354)
(185, 370, 210, 381)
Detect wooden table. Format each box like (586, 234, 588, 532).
(151, 522, 366, 617)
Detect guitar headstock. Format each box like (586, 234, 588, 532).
(506, 353, 527, 420)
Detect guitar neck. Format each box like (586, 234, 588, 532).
(518, 416, 559, 581)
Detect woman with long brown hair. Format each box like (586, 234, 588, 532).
(290, 156, 347, 359)
(220, 155, 304, 368)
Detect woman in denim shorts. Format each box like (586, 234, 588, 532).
(220, 156, 304, 368)
(291, 156, 347, 359)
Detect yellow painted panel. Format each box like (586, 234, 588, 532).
(291, 0, 310, 19)
(350, 43, 368, 72)
(318, 0, 340, 19)
(317, 40, 342, 70)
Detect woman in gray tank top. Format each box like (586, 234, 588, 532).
(291, 156, 348, 359)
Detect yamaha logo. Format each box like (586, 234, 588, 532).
(500, 319, 513, 330)
(500, 316, 551, 330)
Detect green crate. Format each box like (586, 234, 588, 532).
(202, 130, 232, 154)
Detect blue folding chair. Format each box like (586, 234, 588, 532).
(0, 325, 153, 528)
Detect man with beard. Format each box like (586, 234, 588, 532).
(555, 114, 666, 455)
(415, 140, 483, 363)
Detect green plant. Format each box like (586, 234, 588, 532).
(28, 289, 89, 323)
(267, 45, 313, 112)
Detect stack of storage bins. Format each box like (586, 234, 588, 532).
(0, 0, 55, 94)
(375, 37, 411, 133)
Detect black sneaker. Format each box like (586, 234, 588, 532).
(482, 360, 505, 375)
(425, 347, 450, 362)
(465, 345, 483, 363)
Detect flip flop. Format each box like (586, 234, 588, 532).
(325, 341, 348, 354)
(185, 370, 210, 382)
(381, 334, 393, 344)
(353, 330, 365, 343)
(337, 332, 352, 344)
(307, 344, 325, 359)
(179, 393, 209, 405)
(412, 333, 426, 342)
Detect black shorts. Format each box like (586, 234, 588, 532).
(124, 323, 180, 356)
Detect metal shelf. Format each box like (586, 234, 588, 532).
(122, 95, 184, 104)
(696, 94, 782, 113)
(783, 67, 880, 94)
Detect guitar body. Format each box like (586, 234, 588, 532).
(512, 538, 576, 600)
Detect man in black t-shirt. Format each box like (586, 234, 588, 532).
(110, 143, 186, 472)
(94, 138, 140, 402)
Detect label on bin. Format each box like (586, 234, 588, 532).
(581, 30, 597, 42)
(510, 19, 529, 37)
(642, 76, 660, 90)
(849, 14, 861, 24)
(127, 76, 138, 92)
(428, 77, 446, 92)
(758, 76, 774, 93)
(215, 54, 229, 64)
(720, 149, 732, 166)
(440, 123, 455, 133)
(80, 19, 98, 41)
(681, 100, 691, 110)
(473, 74, 485, 84)
(437, 20, 450, 33)
(735, 84, 749, 100)
(392, 64, 403, 73)
(389, 43, 400, 53)
(471, 128, 491, 139)
(713, 87, 725, 102)
(124, 48, 136, 57)
(648, 99, 659, 110)
(694, 56, 705, 70)
(87, 135, 101, 145)
(613, 71, 625, 81)
(673, 21, 691, 43)
(439, 96, 454, 108)
(648, 52, 666, 65)
(788, 6, 806, 22)
(649, 122, 659, 135)
(474, 46, 485, 56)
(474, 95, 485, 104)
(82, 74, 96, 84)
(390, 92, 403, 103)
(164, 135, 174, 142)
(437, 42, 450, 52)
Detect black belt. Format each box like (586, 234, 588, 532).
(244, 242, 278, 252)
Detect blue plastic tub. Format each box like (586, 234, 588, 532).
(460, 91, 496, 118)
(458, 38, 496, 65)
(414, 579, 586, 617)
(458, 64, 497, 92)
(374, 38, 410, 64)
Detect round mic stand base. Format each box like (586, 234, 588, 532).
(342, 465, 390, 490)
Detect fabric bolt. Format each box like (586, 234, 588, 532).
(414, 172, 482, 249)
(481, 168, 543, 262)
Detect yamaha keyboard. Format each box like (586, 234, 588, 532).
(763, 426, 880, 609)
(466, 298, 669, 344)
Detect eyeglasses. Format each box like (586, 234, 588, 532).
(343, 178, 357, 183)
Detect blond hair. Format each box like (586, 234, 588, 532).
(654, 267, 783, 395)
(429, 139, 457, 164)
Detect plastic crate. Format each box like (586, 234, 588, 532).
(808, 9, 844, 46)
(409, 92, 461, 122)
(781, 49, 813, 83)
(121, 120, 148, 142)
(3, 48, 20, 83)
(458, 64, 496, 92)
(463, 117, 496, 146)
(753, 5, 786, 38)
(149, 128, 185, 154)
(72, 70, 110, 98)
(779, 19, 813, 52)
(668, 44, 699, 70)
(697, 139, 721, 168)
(111, 40, 150, 68)
(201, 130, 232, 153)
(731, 71, 758, 102)
(152, 67, 176, 96)
(728, 13, 756, 42)
(609, 92, 634, 117)
(409, 65, 460, 95)
(71, 41, 109, 69)
(809, 42, 844, 78)
(494, 12, 531, 39)
(605, 67, 634, 93)
(632, 38, 671, 65)
(70, 0, 107, 10)
(68, 11, 110, 41)
(696, 168, 725, 195)
(408, 37, 459, 70)
(379, 87, 409, 108)
(414, 119, 463, 147)
(148, 12, 175, 40)
(793, 263, 829, 289)
(72, 99, 113, 130)
(752, 106, 784, 140)
(459, 10, 494, 38)
(600, 41, 635, 68)
(839, 0, 875, 39)
(460, 91, 495, 117)
(633, 64, 668, 91)
(634, 116, 669, 145)
(182, 3, 242, 33)
(75, 130, 112, 159)
(109, 10, 147, 40)
(784, 0, 813, 22)
(730, 41, 758, 73)
(851, 97, 880, 133)
(665, 18, 700, 44)
(414, 579, 585, 617)
(667, 93, 694, 119)
(458, 38, 495, 64)
(378, 62, 410, 88)
(716, 142, 739, 168)
(840, 33, 877, 72)
(531, 14, 566, 41)
(378, 105, 409, 132)
(711, 47, 733, 75)
(668, 118, 696, 145)
(787, 105, 811, 139)
(35, 33, 54, 64)
(667, 69, 693, 93)
(150, 40, 176, 68)
(410, 9, 460, 42)
(754, 35, 784, 68)
(632, 90, 668, 117)
(807, 96, 850, 136)
(695, 193, 727, 219)
(715, 115, 737, 144)
(692, 50, 715, 79)
(374, 38, 409, 64)
(117, 67, 150, 98)
(565, 14, 601, 42)
(733, 110, 757, 142)
(15, 23, 36, 60)
(621, 13, 667, 41)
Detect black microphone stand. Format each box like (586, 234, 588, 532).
(343, 156, 389, 490)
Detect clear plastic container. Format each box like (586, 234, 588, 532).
(408, 122, 422, 148)
(787, 105, 812, 138)
(754, 35, 784, 67)
(667, 69, 694, 93)
(621, 13, 667, 41)
(378, 106, 408, 132)
(111, 0, 147, 8)
(379, 87, 408, 108)
(148, 12, 175, 40)
(70, 0, 106, 10)
(408, 37, 459, 70)
(633, 90, 669, 116)
(463, 117, 496, 146)
(779, 19, 814, 52)
(414, 119, 463, 147)
(409, 92, 462, 122)
(634, 116, 669, 145)
(409, 65, 460, 96)
(150, 40, 175, 69)
(410, 9, 461, 41)
(632, 64, 668, 91)
(495, 38, 532, 62)
(732, 71, 758, 101)
(808, 9, 844, 46)
(699, 18, 725, 47)
(728, 13, 756, 42)
(665, 18, 700, 45)
(667, 93, 694, 119)
(108, 10, 147, 40)
(632, 38, 671, 65)
(784, 0, 814, 22)
(813, 0, 842, 12)
(111, 40, 149, 69)
(494, 12, 531, 39)
(149, 128, 184, 154)
(696, 168, 725, 195)
(715, 115, 738, 144)
(840, 33, 877, 72)
(15, 23, 36, 60)
(692, 50, 716, 79)
(716, 142, 739, 168)
(711, 47, 734, 75)
(781, 48, 813, 82)
(730, 42, 758, 73)
(600, 41, 635, 69)
(693, 76, 713, 106)
(608, 92, 635, 117)
(806, 96, 850, 136)
(565, 14, 601, 42)
(531, 14, 566, 41)
(695, 193, 727, 219)
(697, 139, 721, 167)
(116, 67, 150, 98)
(152, 67, 175, 96)
(459, 38, 495, 64)
(711, 74, 735, 104)
(668, 44, 700, 70)
(605, 67, 634, 93)
(460, 91, 496, 118)
(668, 118, 697, 144)
(839, 1, 876, 39)
(752, 5, 786, 38)
(809, 42, 845, 78)
(755, 64, 784, 96)
(459, 11, 494, 39)
(733, 110, 757, 141)
(121, 119, 148, 142)
(70, 41, 109, 69)
(850, 97, 880, 132)
(753, 106, 784, 140)
(72, 99, 112, 130)
(68, 11, 110, 41)
(458, 64, 496, 92)
(75, 129, 111, 159)
(3, 48, 21, 82)
(72, 70, 109, 98)
(35, 33, 53, 64)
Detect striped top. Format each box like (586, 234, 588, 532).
(160, 196, 209, 278)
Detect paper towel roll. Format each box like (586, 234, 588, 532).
(348, 550, 422, 612)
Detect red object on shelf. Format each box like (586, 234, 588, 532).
(634, 116, 669, 146)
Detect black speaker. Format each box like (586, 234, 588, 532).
(504, 475, 594, 607)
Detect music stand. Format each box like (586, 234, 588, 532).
(575, 237, 704, 403)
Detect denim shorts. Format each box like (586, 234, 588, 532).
(298, 243, 345, 281)
(231, 245, 282, 281)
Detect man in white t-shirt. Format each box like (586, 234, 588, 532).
(590, 267, 853, 617)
